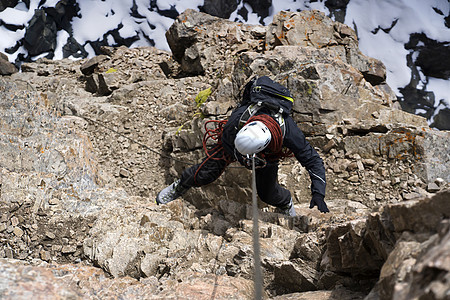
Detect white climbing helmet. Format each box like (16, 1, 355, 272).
(235, 121, 271, 155)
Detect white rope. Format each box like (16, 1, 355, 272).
(252, 154, 263, 299)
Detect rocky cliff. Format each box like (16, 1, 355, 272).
(1, 0, 449, 130)
(0, 10, 448, 299)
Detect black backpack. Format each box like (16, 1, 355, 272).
(241, 76, 294, 115)
(238, 76, 294, 137)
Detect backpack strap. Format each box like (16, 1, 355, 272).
(271, 111, 286, 139)
(238, 102, 286, 138)
(238, 103, 262, 129)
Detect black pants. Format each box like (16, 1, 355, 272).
(180, 147, 291, 208)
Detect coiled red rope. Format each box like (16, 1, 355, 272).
(246, 114, 292, 159)
(202, 120, 231, 161)
(194, 120, 232, 185)
(195, 114, 291, 184)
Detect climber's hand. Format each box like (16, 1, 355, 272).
(309, 194, 329, 213)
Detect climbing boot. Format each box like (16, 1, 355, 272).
(156, 179, 189, 205)
(275, 198, 296, 217)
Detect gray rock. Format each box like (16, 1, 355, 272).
(200, 0, 239, 19)
(0, 259, 154, 298)
(85, 74, 99, 93)
(322, 218, 386, 274)
(0, 56, 18, 75)
(272, 260, 319, 292)
(166, 9, 264, 75)
(45, 232, 56, 239)
(384, 190, 450, 233)
(97, 73, 119, 96)
(12, 227, 23, 237)
(23, 9, 57, 56)
(402, 191, 421, 200)
(373, 219, 450, 300)
(80, 55, 109, 75)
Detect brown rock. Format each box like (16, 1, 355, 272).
(166, 9, 264, 75)
(45, 232, 56, 239)
(61, 245, 77, 254)
(272, 260, 319, 292)
(156, 271, 255, 299)
(80, 55, 108, 75)
(266, 10, 347, 50)
(10, 216, 19, 227)
(12, 227, 23, 237)
(373, 219, 450, 300)
(119, 168, 130, 178)
(323, 138, 337, 153)
(384, 190, 450, 233)
(40, 250, 51, 261)
(272, 287, 366, 300)
(85, 74, 99, 93)
(0, 56, 18, 75)
(363, 158, 377, 167)
(0, 259, 154, 298)
(347, 175, 359, 182)
(322, 217, 390, 275)
(347, 161, 358, 171)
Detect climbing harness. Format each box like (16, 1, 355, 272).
(243, 153, 266, 169)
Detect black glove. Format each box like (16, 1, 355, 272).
(309, 194, 329, 213)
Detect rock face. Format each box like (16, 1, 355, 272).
(366, 190, 450, 300)
(1, 1, 448, 129)
(0, 258, 255, 299)
(0, 9, 448, 299)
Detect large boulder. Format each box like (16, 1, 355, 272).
(231, 46, 397, 127)
(0, 52, 18, 75)
(322, 190, 450, 298)
(24, 9, 58, 57)
(165, 9, 266, 76)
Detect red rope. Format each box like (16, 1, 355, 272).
(195, 114, 292, 185)
(246, 115, 293, 159)
(202, 120, 230, 161)
(194, 120, 233, 185)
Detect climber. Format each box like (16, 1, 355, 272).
(156, 76, 329, 216)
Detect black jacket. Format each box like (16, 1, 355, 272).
(221, 105, 326, 198)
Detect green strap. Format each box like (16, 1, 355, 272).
(274, 93, 294, 103)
